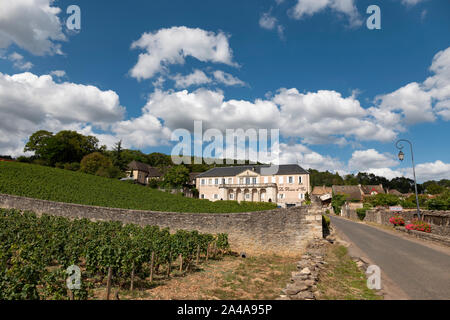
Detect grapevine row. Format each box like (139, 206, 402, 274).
(0, 209, 229, 300)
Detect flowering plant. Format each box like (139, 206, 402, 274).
(405, 219, 432, 233)
(389, 215, 405, 226)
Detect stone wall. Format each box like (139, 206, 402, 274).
(0, 194, 323, 256)
(362, 208, 450, 237)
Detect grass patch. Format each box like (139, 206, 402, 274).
(316, 244, 382, 300)
(206, 255, 298, 300)
(0, 162, 276, 213)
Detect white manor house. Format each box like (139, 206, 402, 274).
(195, 164, 311, 207)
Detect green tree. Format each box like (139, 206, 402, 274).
(80, 152, 113, 175)
(24, 130, 54, 160)
(24, 130, 102, 166)
(163, 166, 190, 188)
(147, 152, 173, 167)
(111, 140, 127, 171)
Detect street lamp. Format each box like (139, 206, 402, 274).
(396, 139, 421, 220)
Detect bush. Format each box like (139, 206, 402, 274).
(322, 214, 331, 237)
(356, 208, 367, 221)
(364, 194, 401, 207)
(332, 194, 348, 215)
(148, 179, 159, 189)
(80, 152, 113, 176)
(406, 219, 432, 233)
(64, 162, 80, 171)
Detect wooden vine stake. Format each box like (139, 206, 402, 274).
(179, 254, 183, 272)
(130, 262, 135, 292)
(196, 244, 200, 264)
(167, 252, 172, 277)
(206, 243, 210, 261)
(150, 252, 155, 282)
(67, 289, 74, 300)
(106, 266, 112, 300)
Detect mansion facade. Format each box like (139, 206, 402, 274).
(196, 164, 311, 207)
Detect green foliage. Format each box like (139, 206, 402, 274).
(427, 191, 450, 210)
(423, 181, 446, 195)
(0, 162, 276, 213)
(163, 165, 190, 188)
(80, 152, 113, 175)
(111, 140, 128, 171)
(24, 130, 103, 166)
(356, 208, 367, 221)
(309, 169, 344, 187)
(332, 194, 348, 215)
(0, 209, 228, 300)
(364, 194, 402, 207)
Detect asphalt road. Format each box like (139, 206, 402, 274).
(329, 216, 450, 300)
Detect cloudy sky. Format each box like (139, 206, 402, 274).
(0, 0, 449, 182)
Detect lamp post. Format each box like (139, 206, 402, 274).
(395, 139, 421, 220)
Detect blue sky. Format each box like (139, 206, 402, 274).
(0, 0, 449, 181)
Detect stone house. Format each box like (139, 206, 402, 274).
(360, 184, 385, 197)
(195, 164, 311, 207)
(332, 185, 363, 202)
(126, 161, 163, 185)
(332, 184, 386, 203)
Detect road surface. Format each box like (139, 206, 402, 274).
(330, 216, 450, 300)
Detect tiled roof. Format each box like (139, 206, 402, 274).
(361, 185, 385, 195)
(127, 161, 162, 177)
(312, 186, 333, 195)
(197, 164, 309, 178)
(332, 185, 363, 201)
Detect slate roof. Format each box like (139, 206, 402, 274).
(197, 164, 309, 178)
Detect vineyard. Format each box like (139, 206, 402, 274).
(0, 209, 229, 300)
(0, 162, 276, 213)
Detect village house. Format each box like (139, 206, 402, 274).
(195, 164, 311, 207)
(312, 185, 333, 206)
(332, 184, 386, 202)
(126, 161, 163, 185)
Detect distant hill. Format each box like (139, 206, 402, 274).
(0, 162, 276, 213)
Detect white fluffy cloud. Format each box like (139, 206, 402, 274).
(291, 0, 362, 27)
(348, 149, 398, 172)
(273, 88, 396, 144)
(277, 143, 346, 173)
(172, 70, 212, 89)
(126, 87, 397, 149)
(0, 0, 66, 56)
(2, 52, 33, 71)
(259, 11, 285, 39)
(375, 47, 450, 125)
(365, 161, 450, 183)
(0, 72, 125, 156)
(130, 27, 237, 80)
(212, 70, 246, 87)
(400, 0, 425, 6)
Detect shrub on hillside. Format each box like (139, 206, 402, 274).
(80, 152, 113, 177)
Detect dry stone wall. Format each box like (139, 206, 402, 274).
(0, 193, 323, 256)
